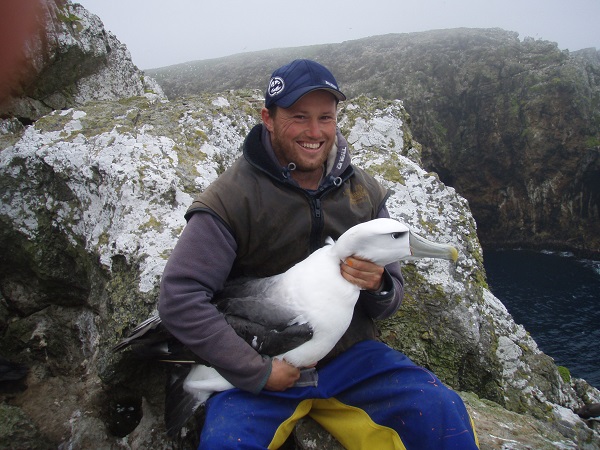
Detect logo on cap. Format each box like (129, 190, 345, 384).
(268, 77, 285, 97)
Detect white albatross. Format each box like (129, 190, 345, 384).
(179, 218, 458, 404)
(114, 218, 458, 434)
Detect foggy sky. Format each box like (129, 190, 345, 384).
(75, 0, 600, 70)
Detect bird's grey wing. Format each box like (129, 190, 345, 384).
(214, 276, 302, 327)
(114, 315, 206, 363)
(214, 295, 302, 328)
(112, 315, 164, 352)
(114, 280, 313, 362)
(120, 314, 311, 361)
(223, 314, 312, 355)
(214, 277, 314, 354)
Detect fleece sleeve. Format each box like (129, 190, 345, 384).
(158, 212, 272, 393)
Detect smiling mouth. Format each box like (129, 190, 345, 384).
(299, 141, 322, 150)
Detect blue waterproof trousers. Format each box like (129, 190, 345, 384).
(199, 340, 479, 449)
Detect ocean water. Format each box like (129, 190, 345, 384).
(483, 249, 600, 389)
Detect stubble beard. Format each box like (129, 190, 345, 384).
(271, 135, 328, 173)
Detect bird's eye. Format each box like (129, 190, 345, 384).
(391, 231, 406, 239)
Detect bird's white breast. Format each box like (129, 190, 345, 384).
(274, 246, 360, 366)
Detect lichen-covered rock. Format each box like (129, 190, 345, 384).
(0, 403, 53, 450)
(0, 0, 165, 122)
(1, 91, 599, 448)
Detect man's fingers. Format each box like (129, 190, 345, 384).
(341, 256, 384, 290)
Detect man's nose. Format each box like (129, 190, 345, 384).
(306, 119, 321, 137)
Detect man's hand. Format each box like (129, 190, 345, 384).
(264, 359, 301, 391)
(340, 256, 384, 291)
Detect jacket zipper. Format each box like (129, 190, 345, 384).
(314, 198, 322, 219)
(308, 195, 324, 252)
(306, 170, 354, 252)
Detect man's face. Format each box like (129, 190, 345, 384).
(262, 90, 338, 173)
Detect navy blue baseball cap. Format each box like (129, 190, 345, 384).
(265, 59, 346, 108)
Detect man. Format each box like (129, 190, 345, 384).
(159, 59, 478, 449)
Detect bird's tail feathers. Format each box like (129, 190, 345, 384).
(183, 365, 234, 404)
(164, 364, 204, 438)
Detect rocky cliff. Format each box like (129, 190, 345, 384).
(148, 29, 600, 257)
(0, 0, 164, 122)
(1, 2, 600, 449)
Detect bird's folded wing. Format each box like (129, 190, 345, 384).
(214, 276, 305, 328)
(113, 311, 313, 363)
(223, 314, 312, 355)
(112, 314, 162, 352)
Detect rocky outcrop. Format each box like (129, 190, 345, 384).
(1, 92, 599, 448)
(147, 29, 600, 257)
(0, 0, 164, 123)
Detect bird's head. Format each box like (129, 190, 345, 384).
(333, 218, 458, 266)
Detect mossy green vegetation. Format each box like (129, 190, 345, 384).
(557, 366, 571, 383)
(36, 110, 75, 133)
(56, 9, 81, 25)
(104, 256, 158, 346)
(585, 136, 600, 148)
(365, 153, 406, 184)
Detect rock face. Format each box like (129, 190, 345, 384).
(148, 29, 600, 257)
(1, 92, 599, 449)
(0, 0, 164, 123)
(352, 30, 600, 257)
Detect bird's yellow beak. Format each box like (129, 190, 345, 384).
(408, 231, 458, 262)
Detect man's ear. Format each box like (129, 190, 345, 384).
(261, 108, 274, 132)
